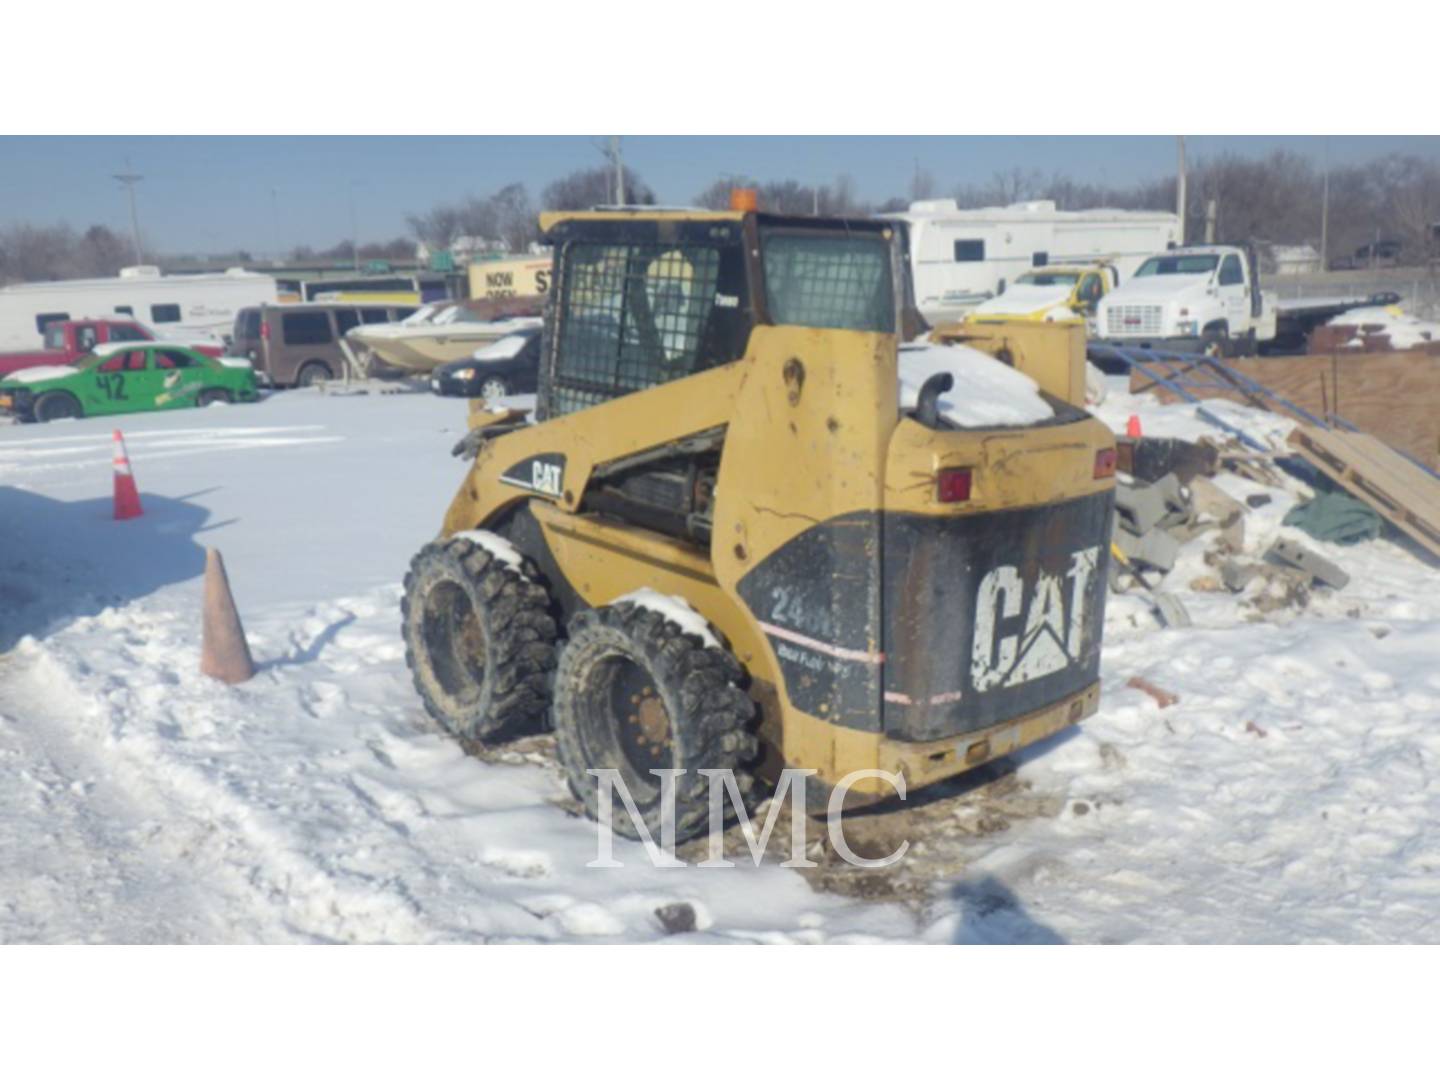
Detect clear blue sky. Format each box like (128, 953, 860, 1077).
(2, 135, 1435, 254)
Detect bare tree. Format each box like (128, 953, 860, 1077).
(489, 183, 538, 251)
(0, 224, 78, 284)
(410, 208, 459, 250)
(692, 174, 874, 216)
(693, 175, 756, 210)
(358, 237, 415, 261)
(543, 166, 655, 210)
(75, 225, 129, 277)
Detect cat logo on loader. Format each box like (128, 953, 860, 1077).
(401, 202, 1116, 843)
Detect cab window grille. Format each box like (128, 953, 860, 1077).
(548, 242, 722, 418)
(760, 231, 894, 333)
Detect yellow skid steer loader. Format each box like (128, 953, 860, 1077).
(402, 205, 1116, 842)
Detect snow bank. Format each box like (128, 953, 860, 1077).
(613, 587, 721, 649)
(898, 342, 1054, 428)
(1326, 305, 1440, 349)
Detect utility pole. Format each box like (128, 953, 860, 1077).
(112, 160, 145, 264)
(347, 181, 360, 272)
(1320, 139, 1330, 270)
(1175, 136, 1187, 245)
(270, 186, 283, 263)
(594, 136, 628, 205)
(610, 136, 626, 206)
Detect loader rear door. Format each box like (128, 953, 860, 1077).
(540, 221, 752, 420)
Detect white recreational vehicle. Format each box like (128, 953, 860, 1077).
(0, 266, 278, 350)
(883, 200, 1180, 324)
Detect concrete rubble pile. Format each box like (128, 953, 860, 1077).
(1109, 434, 1354, 622)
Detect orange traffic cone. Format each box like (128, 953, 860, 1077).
(200, 548, 256, 685)
(112, 429, 143, 520)
(1126, 414, 1142, 439)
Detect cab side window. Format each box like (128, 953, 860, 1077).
(76, 325, 99, 352)
(1077, 274, 1104, 305)
(154, 349, 197, 370)
(1218, 255, 1245, 286)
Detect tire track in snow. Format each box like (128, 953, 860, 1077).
(0, 651, 229, 942)
(0, 426, 342, 480)
(1, 621, 436, 943)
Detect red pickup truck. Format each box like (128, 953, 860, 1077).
(0, 319, 224, 379)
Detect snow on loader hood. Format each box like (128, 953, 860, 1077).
(970, 282, 1076, 319)
(897, 342, 1055, 427)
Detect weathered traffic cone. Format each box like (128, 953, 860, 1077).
(200, 548, 256, 685)
(1126, 414, 1142, 439)
(112, 429, 143, 520)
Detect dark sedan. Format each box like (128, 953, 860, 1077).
(430, 327, 542, 399)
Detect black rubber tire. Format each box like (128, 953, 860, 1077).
(479, 375, 510, 401)
(553, 601, 757, 844)
(33, 391, 82, 422)
(197, 388, 231, 407)
(296, 361, 332, 388)
(401, 534, 557, 742)
(1199, 325, 1231, 359)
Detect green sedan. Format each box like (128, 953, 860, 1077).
(0, 343, 260, 423)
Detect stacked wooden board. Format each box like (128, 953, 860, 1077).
(1288, 425, 1440, 560)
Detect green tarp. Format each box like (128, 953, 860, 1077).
(1283, 492, 1383, 546)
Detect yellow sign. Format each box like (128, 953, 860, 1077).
(468, 257, 552, 300)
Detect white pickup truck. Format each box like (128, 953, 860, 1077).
(1095, 245, 1276, 357)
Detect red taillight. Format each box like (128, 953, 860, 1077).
(260, 321, 270, 340)
(1094, 447, 1117, 479)
(937, 467, 972, 503)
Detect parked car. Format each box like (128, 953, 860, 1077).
(429, 326, 542, 399)
(1333, 240, 1403, 271)
(964, 262, 1118, 328)
(0, 317, 223, 380)
(0, 342, 258, 423)
(232, 302, 416, 388)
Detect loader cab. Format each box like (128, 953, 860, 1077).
(536, 210, 906, 421)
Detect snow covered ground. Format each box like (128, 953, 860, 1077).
(4, 381, 1440, 943)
